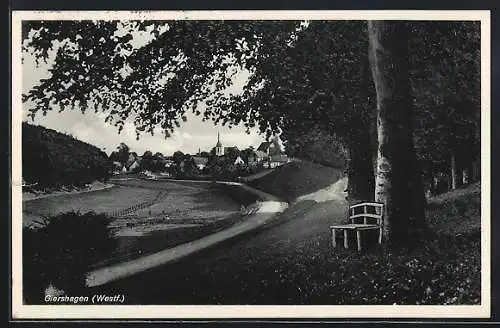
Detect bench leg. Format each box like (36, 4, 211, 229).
(343, 230, 348, 249)
(331, 229, 336, 248)
(356, 230, 362, 251)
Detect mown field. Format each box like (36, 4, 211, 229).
(23, 178, 245, 268)
(22, 185, 159, 226)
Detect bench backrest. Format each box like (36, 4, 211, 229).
(349, 202, 384, 225)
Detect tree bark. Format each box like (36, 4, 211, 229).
(462, 167, 471, 185)
(472, 158, 480, 182)
(345, 46, 376, 206)
(367, 21, 427, 246)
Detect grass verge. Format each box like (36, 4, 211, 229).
(247, 160, 344, 202)
(302, 183, 481, 305)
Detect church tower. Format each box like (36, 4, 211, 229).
(215, 132, 224, 156)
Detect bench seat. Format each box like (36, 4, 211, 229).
(330, 202, 384, 251)
(330, 223, 380, 230)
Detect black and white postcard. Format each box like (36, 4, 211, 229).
(11, 10, 491, 319)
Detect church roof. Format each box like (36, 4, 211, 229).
(224, 146, 239, 152)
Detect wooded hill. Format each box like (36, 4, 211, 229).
(22, 122, 112, 189)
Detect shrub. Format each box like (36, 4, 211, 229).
(23, 211, 116, 304)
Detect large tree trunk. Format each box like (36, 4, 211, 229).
(346, 47, 376, 205)
(346, 121, 375, 205)
(367, 21, 427, 246)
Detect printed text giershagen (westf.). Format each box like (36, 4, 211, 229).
(45, 294, 125, 304)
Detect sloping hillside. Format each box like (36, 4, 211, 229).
(426, 182, 481, 236)
(22, 122, 112, 188)
(247, 160, 344, 202)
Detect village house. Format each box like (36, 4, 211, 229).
(268, 154, 290, 168)
(254, 150, 267, 163)
(245, 152, 259, 166)
(256, 137, 288, 168)
(163, 158, 175, 169)
(193, 156, 209, 170)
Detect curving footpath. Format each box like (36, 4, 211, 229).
(85, 180, 287, 287)
(22, 183, 115, 202)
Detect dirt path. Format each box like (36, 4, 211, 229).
(90, 198, 347, 304)
(85, 178, 288, 287)
(86, 203, 288, 287)
(22, 182, 115, 201)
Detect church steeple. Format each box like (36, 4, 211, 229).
(216, 132, 222, 147)
(215, 132, 224, 156)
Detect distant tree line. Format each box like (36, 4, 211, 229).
(168, 147, 266, 180)
(22, 122, 113, 189)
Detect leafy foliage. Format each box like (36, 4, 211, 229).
(23, 20, 302, 137)
(299, 233, 480, 305)
(22, 20, 480, 172)
(409, 21, 481, 185)
(284, 126, 348, 169)
(22, 122, 112, 188)
(23, 211, 116, 304)
(109, 142, 130, 167)
(22, 20, 481, 247)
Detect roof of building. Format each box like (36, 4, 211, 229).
(257, 142, 270, 152)
(193, 156, 208, 166)
(224, 146, 239, 152)
(127, 159, 141, 169)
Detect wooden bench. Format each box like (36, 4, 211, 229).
(330, 202, 384, 251)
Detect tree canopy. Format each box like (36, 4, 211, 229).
(23, 20, 479, 160)
(22, 19, 481, 246)
(23, 20, 303, 138)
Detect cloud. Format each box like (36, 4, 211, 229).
(181, 132, 193, 140)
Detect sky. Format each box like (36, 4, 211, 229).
(21, 23, 266, 156)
